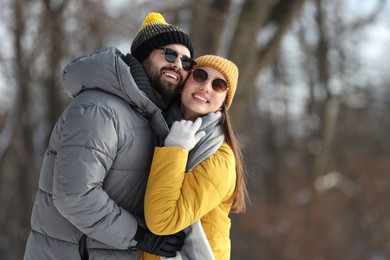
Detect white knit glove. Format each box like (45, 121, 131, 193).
(165, 118, 206, 150)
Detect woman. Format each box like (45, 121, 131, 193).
(143, 55, 248, 260)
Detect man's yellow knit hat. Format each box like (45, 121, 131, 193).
(192, 55, 239, 109)
(131, 12, 194, 63)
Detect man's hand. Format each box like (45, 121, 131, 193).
(165, 118, 206, 150)
(134, 225, 186, 257)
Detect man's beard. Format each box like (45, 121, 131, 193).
(143, 58, 182, 100)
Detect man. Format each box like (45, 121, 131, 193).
(24, 12, 196, 260)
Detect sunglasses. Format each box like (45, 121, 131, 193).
(191, 68, 228, 93)
(157, 48, 196, 71)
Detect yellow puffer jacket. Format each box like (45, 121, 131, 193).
(142, 142, 236, 260)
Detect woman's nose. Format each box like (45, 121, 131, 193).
(199, 80, 212, 92)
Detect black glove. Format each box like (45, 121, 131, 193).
(134, 225, 186, 257)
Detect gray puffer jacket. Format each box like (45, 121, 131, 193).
(24, 47, 169, 259)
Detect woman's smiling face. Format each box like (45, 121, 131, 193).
(180, 67, 228, 121)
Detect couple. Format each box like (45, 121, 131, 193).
(24, 12, 248, 260)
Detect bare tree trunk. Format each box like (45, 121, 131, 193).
(309, 0, 338, 178)
(43, 0, 68, 130)
(228, 0, 269, 102)
(189, 0, 230, 55)
(229, 0, 306, 123)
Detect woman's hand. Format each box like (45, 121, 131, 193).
(164, 118, 206, 150)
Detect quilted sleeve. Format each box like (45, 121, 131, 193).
(52, 102, 138, 249)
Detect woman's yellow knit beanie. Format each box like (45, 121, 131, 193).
(192, 55, 239, 109)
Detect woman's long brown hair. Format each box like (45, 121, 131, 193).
(220, 104, 248, 213)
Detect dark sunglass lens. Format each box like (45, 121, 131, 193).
(181, 60, 190, 71)
(212, 79, 228, 92)
(181, 57, 195, 71)
(164, 49, 178, 63)
(192, 68, 208, 83)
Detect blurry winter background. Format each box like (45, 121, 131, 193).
(0, 0, 389, 259)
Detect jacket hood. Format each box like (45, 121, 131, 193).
(62, 47, 158, 118)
